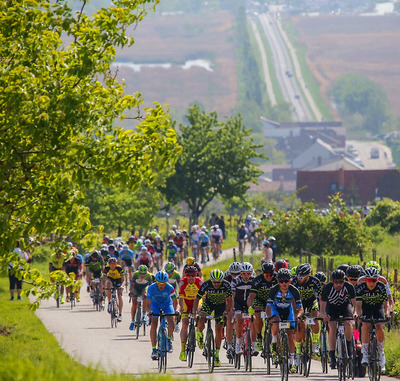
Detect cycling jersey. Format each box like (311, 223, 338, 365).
(196, 279, 232, 305)
(153, 241, 164, 254)
(147, 282, 176, 314)
(49, 253, 66, 270)
(131, 271, 154, 296)
(250, 274, 277, 308)
(356, 281, 387, 307)
(189, 230, 200, 244)
(64, 255, 82, 274)
(237, 228, 248, 240)
(136, 253, 152, 266)
(198, 235, 209, 246)
(321, 281, 355, 307)
(267, 284, 302, 310)
(166, 244, 179, 258)
(358, 274, 391, 295)
(232, 275, 254, 312)
(291, 275, 321, 311)
(173, 236, 184, 246)
(145, 245, 155, 255)
(179, 277, 203, 300)
(119, 248, 135, 261)
(210, 229, 222, 242)
(103, 264, 124, 280)
(85, 256, 104, 275)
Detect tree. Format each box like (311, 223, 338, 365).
(0, 0, 179, 305)
(162, 105, 265, 224)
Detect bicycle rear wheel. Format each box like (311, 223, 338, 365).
(263, 326, 271, 374)
(304, 329, 312, 377)
(244, 328, 252, 372)
(368, 337, 380, 381)
(135, 306, 141, 339)
(321, 328, 329, 373)
(338, 336, 347, 381)
(235, 352, 241, 369)
(187, 323, 196, 368)
(206, 328, 215, 373)
(281, 333, 289, 381)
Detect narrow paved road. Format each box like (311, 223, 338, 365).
(34, 248, 394, 380)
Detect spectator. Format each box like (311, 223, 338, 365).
(218, 215, 226, 239)
(209, 213, 219, 227)
(9, 240, 29, 301)
(268, 236, 277, 262)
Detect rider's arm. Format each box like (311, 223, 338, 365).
(226, 296, 233, 313)
(247, 292, 256, 308)
(192, 296, 200, 316)
(319, 300, 327, 317)
(355, 300, 362, 317)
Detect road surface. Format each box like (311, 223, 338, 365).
(346, 141, 395, 170)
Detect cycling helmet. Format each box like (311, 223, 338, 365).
(268, 236, 276, 241)
(101, 248, 109, 257)
(224, 269, 231, 278)
(108, 244, 115, 251)
(201, 226, 206, 231)
(182, 230, 187, 234)
(229, 262, 241, 275)
(210, 269, 224, 282)
(277, 268, 291, 281)
(274, 259, 288, 272)
(108, 257, 117, 264)
(145, 239, 151, 245)
(366, 261, 381, 272)
(215, 224, 219, 229)
(314, 272, 327, 283)
(200, 232, 205, 236)
(331, 269, 345, 280)
(140, 246, 147, 252)
(296, 263, 312, 277)
(240, 262, 253, 273)
(337, 264, 349, 273)
(263, 240, 269, 246)
(155, 235, 161, 240)
(364, 267, 379, 278)
(151, 231, 157, 237)
(136, 239, 143, 246)
(122, 244, 129, 251)
(155, 271, 169, 283)
(91, 250, 100, 257)
(138, 265, 148, 275)
(346, 265, 364, 279)
(101, 244, 108, 250)
(67, 242, 73, 248)
(168, 240, 174, 244)
(185, 266, 197, 276)
(262, 261, 275, 274)
(290, 266, 297, 275)
(172, 224, 177, 229)
(165, 262, 175, 273)
(186, 257, 195, 266)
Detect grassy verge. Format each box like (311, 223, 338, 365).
(280, 18, 332, 121)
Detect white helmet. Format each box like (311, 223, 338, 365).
(240, 262, 253, 273)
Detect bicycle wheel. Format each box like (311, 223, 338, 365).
(347, 340, 355, 380)
(304, 329, 312, 377)
(135, 306, 141, 340)
(281, 333, 289, 381)
(263, 325, 271, 374)
(338, 336, 347, 381)
(206, 328, 215, 373)
(368, 337, 380, 381)
(187, 323, 196, 368)
(229, 329, 236, 365)
(245, 328, 252, 372)
(70, 292, 74, 310)
(235, 351, 241, 369)
(157, 328, 166, 373)
(321, 328, 329, 373)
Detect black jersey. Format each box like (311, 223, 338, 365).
(291, 275, 321, 302)
(356, 281, 388, 307)
(321, 281, 355, 307)
(196, 279, 232, 305)
(153, 241, 164, 253)
(232, 275, 254, 303)
(250, 273, 277, 301)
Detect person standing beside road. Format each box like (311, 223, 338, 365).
(9, 240, 30, 301)
(217, 215, 226, 239)
(268, 236, 277, 262)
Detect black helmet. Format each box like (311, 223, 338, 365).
(277, 268, 291, 281)
(274, 259, 288, 272)
(314, 272, 327, 283)
(337, 264, 349, 273)
(91, 250, 100, 257)
(346, 265, 364, 279)
(296, 263, 312, 277)
(262, 261, 275, 274)
(331, 269, 345, 280)
(108, 244, 115, 251)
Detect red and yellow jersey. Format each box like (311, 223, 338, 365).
(179, 277, 203, 301)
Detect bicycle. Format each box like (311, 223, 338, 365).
(203, 315, 216, 373)
(54, 282, 61, 308)
(109, 287, 119, 328)
(152, 310, 178, 374)
(134, 295, 146, 339)
(250, 235, 257, 254)
(297, 314, 315, 377)
(200, 246, 208, 264)
(261, 312, 273, 374)
(241, 312, 254, 372)
(360, 316, 389, 381)
(92, 278, 103, 312)
(319, 319, 329, 374)
(238, 239, 245, 262)
(185, 313, 196, 368)
(332, 316, 354, 381)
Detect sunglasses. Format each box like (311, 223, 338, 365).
(366, 278, 378, 283)
(279, 279, 290, 284)
(156, 281, 167, 285)
(241, 272, 252, 276)
(187, 275, 196, 278)
(297, 276, 307, 280)
(348, 277, 358, 281)
(333, 280, 344, 284)
(264, 273, 273, 277)
(212, 281, 222, 284)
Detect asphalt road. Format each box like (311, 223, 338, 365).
(346, 140, 395, 170)
(34, 248, 394, 380)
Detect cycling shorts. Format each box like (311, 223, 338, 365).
(303, 298, 319, 313)
(107, 278, 122, 288)
(91, 269, 102, 279)
(234, 300, 249, 314)
(270, 306, 295, 328)
(121, 258, 133, 267)
(327, 303, 353, 320)
(132, 286, 147, 298)
(212, 237, 220, 244)
(362, 307, 385, 321)
(65, 265, 79, 275)
(252, 297, 267, 311)
(50, 265, 62, 273)
(151, 301, 174, 315)
(200, 242, 208, 247)
(167, 254, 177, 261)
(200, 299, 226, 325)
(176, 245, 183, 252)
(181, 299, 195, 318)
(155, 252, 163, 258)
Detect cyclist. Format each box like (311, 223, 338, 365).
(247, 261, 277, 352)
(237, 224, 248, 253)
(248, 218, 258, 250)
(314, 271, 327, 290)
(177, 266, 203, 361)
(119, 244, 135, 282)
(182, 256, 203, 279)
(210, 225, 223, 259)
(165, 240, 179, 267)
(136, 245, 154, 273)
(127, 235, 137, 251)
(193, 269, 233, 367)
(232, 262, 257, 356)
(173, 231, 185, 266)
(355, 267, 389, 371)
(320, 269, 356, 369)
(129, 264, 154, 331)
(346, 265, 364, 288)
(147, 271, 177, 360)
(85, 250, 104, 301)
(267, 268, 303, 373)
(292, 263, 321, 360)
(144, 239, 155, 257)
(189, 225, 200, 259)
(359, 261, 394, 312)
(153, 235, 164, 271)
(198, 231, 210, 264)
(64, 250, 83, 302)
(103, 257, 125, 322)
(108, 244, 119, 260)
(165, 262, 180, 331)
(49, 248, 66, 304)
(225, 261, 242, 358)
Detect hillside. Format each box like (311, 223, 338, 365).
(290, 15, 400, 118)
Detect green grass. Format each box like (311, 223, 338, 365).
(280, 19, 332, 122)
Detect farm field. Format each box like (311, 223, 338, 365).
(115, 11, 238, 121)
(290, 15, 400, 118)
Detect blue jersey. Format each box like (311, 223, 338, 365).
(166, 244, 179, 257)
(267, 284, 302, 310)
(147, 282, 176, 306)
(119, 248, 134, 261)
(199, 235, 209, 244)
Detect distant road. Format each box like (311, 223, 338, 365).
(347, 140, 396, 170)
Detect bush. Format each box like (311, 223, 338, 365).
(32, 245, 53, 263)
